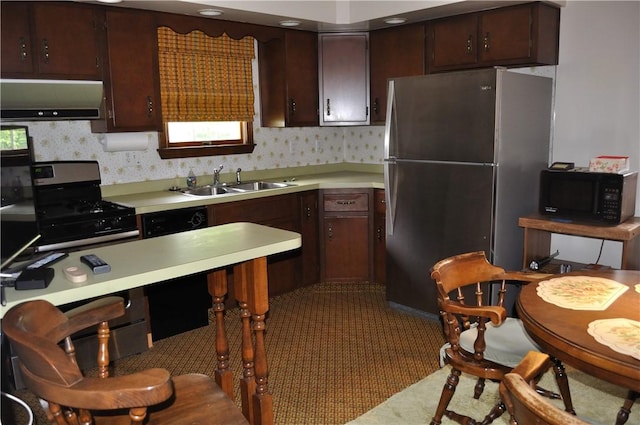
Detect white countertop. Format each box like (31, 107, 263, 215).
(0, 222, 301, 318)
(107, 171, 384, 214)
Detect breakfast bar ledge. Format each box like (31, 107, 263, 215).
(0, 222, 302, 425)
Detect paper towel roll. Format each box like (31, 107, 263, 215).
(100, 133, 149, 152)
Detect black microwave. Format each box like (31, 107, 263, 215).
(539, 169, 637, 224)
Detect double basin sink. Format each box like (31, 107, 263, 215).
(180, 181, 294, 197)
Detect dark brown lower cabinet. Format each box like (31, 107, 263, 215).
(320, 189, 373, 282)
(373, 189, 386, 284)
(209, 193, 301, 297)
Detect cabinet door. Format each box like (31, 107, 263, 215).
(285, 31, 319, 127)
(373, 189, 386, 284)
(92, 9, 161, 132)
(480, 3, 560, 66)
(428, 14, 478, 72)
(299, 190, 319, 286)
(320, 189, 372, 282)
(259, 30, 318, 127)
(369, 24, 425, 124)
(32, 3, 100, 79)
(478, 5, 533, 64)
(1, 2, 34, 76)
(323, 216, 370, 281)
(319, 33, 369, 126)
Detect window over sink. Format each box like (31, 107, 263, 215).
(156, 28, 256, 159)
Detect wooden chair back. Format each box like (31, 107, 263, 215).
(431, 251, 512, 369)
(3, 297, 249, 425)
(500, 352, 588, 425)
(428, 252, 568, 425)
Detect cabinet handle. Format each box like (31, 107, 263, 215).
(336, 200, 355, 205)
(466, 35, 473, 54)
(483, 33, 490, 51)
(19, 37, 28, 61)
(42, 38, 50, 63)
(305, 205, 311, 219)
(289, 98, 296, 115)
(326, 98, 331, 116)
(377, 225, 383, 241)
(146, 96, 153, 118)
(328, 223, 333, 240)
(373, 98, 379, 115)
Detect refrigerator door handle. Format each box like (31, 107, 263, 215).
(383, 80, 396, 160)
(384, 157, 397, 236)
(384, 79, 397, 236)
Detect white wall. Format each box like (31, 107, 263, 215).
(550, 1, 639, 268)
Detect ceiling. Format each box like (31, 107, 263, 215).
(77, 0, 564, 32)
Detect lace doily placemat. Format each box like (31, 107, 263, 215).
(587, 318, 640, 360)
(536, 276, 628, 310)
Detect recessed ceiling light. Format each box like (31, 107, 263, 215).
(199, 9, 223, 16)
(384, 17, 407, 25)
(96, 0, 123, 3)
(279, 20, 301, 27)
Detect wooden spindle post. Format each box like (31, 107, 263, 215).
(207, 268, 234, 398)
(235, 257, 273, 425)
(234, 261, 257, 423)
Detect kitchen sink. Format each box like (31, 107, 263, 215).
(181, 185, 231, 196)
(228, 181, 294, 191)
(179, 181, 294, 197)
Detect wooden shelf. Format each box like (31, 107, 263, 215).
(519, 213, 640, 271)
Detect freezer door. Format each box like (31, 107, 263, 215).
(385, 161, 495, 315)
(387, 69, 497, 163)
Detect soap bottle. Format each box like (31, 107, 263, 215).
(187, 169, 197, 188)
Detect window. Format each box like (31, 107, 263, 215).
(156, 28, 256, 159)
(1, 126, 30, 153)
(1, 125, 33, 164)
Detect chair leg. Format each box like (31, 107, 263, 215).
(430, 368, 462, 425)
(615, 390, 638, 425)
(474, 378, 486, 399)
(551, 358, 575, 414)
(480, 402, 506, 425)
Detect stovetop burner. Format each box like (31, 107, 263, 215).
(30, 161, 139, 251)
(37, 198, 131, 221)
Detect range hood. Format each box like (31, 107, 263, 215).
(0, 79, 103, 121)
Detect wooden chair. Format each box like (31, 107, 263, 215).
(429, 251, 574, 425)
(500, 351, 589, 425)
(2, 296, 250, 425)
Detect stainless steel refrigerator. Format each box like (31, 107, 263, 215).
(384, 68, 553, 317)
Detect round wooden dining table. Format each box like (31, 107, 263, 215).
(517, 269, 640, 424)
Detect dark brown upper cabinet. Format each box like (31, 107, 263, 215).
(1, 2, 100, 80)
(318, 33, 370, 126)
(369, 23, 426, 125)
(91, 8, 162, 132)
(259, 30, 319, 128)
(427, 2, 560, 73)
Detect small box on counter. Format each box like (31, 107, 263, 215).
(589, 156, 630, 173)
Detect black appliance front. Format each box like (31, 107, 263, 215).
(142, 206, 212, 340)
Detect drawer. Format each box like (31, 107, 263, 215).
(323, 193, 369, 212)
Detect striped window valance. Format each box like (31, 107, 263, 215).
(157, 27, 255, 122)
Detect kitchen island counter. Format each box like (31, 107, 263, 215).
(0, 222, 301, 317)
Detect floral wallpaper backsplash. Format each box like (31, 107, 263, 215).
(19, 120, 385, 186)
(16, 46, 386, 186)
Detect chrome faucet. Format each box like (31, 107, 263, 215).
(213, 164, 224, 186)
(235, 168, 242, 184)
